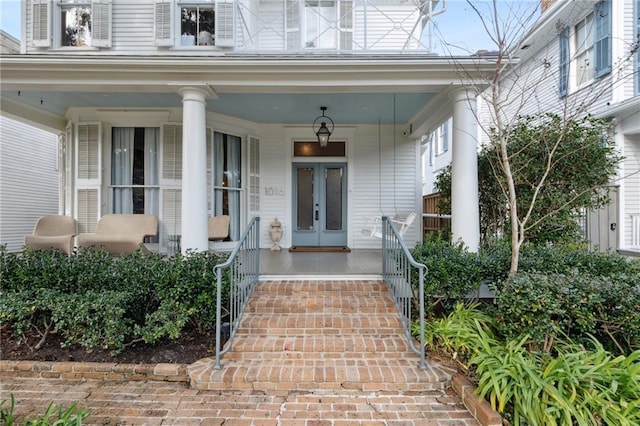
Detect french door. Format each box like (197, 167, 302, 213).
(292, 163, 347, 247)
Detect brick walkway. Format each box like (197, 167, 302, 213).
(1, 280, 488, 425)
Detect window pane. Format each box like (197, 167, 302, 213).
(61, 6, 92, 46)
(181, 6, 215, 46)
(297, 168, 315, 230)
(213, 132, 241, 240)
(325, 167, 342, 231)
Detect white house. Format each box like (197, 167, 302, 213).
(0, 0, 495, 255)
(0, 30, 59, 253)
(422, 0, 640, 254)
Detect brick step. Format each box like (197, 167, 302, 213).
(255, 281, 388, 294)
(226, 335, 412, 354)
(247, 294, 394, 313)
(236, 313, 403, 332)
(188, 357, 453, 392)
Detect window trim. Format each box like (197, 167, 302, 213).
(157, 0, 235, 48)
(31, 0, 112, 49)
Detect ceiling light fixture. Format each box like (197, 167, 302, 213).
(312, 106, 334, 147)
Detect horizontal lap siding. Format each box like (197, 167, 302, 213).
(112, 1, 155, 52)
(0, 116, 59, 252)
(258, 127, 288, 248)
(352, 125, 419, 248)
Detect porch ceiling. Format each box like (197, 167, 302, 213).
(0, 55, 496, 132)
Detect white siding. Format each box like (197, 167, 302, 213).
(352, 125, 419, 248)
(24, 0, 421, 55)
(112, 0, 155, 52)
(0, 116, 59, 252)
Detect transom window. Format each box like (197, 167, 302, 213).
(180, 3, 215, 46)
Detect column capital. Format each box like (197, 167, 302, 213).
(177, 85, 217, 101)
(449, 87, 479, 103)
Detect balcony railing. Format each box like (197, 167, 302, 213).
(234, 0, 431, 53)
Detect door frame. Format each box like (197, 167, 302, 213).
(291, 162, 348, 247)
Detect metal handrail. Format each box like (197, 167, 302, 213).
(381, 216, 428, 370)
(214, 216, 260, 369)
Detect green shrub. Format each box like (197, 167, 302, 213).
(412, 302, 495, 369)
(495, 272, 640, 354)
(474, 337, 640, 426)
(413, 304, 640, 426)
(0, 246, 229, 354)
(411, 235, 484, 313)
(0, 394, 89, 426)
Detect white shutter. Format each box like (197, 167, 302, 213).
(31, 0, 51, 47)
(593, 0, 612, 78)
(154, 0, 173, 46)
(162, 124, 183, 180)
(75, 123, 102, 233)
(77, 189, 100, 233)
(162, 188, 182, 247)
(248, 135, 261, 218)
(215, 0, 235, 47)
(206, 128, 213, 214)
(285, 0, 300, 50)
(91, 0, 112, 47)
(77, 123, 100, 180)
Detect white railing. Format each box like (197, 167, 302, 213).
(234, 0, 430, 53)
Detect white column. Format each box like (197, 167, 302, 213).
(450, 88, 480, 252)
(179, 87, 209, 253)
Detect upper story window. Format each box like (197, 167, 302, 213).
(154, 0, 235, 48)
(434, 120, 450, 157)
(32, 0, 111, 48)
(180, 3, 214, 46)
(574, 13, 594, 87)
(286, 0, 353, 50)
(557, 0, 611, 97)
(60, 1, 91, 46)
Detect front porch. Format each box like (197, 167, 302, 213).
(259, 249, 382, 279)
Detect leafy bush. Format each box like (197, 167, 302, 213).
(0, 245, 228, 354)
(474, 336, 640, 426)
(410, 234, 485, 313)
(495, 272, 640, 354)
(0, 394, 89, 426)
(414, 304, 640, 426)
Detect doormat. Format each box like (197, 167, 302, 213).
(289, 246, 351, 253)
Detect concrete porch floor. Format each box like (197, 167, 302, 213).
(259, 249, 382, 279)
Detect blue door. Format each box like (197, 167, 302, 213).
(292, 163, 347, 247)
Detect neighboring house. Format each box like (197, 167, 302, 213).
(0, 0, 494, 254)
(422, 0, 640, 254)
(0, 30, 60, 252)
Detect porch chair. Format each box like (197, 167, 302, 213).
(208, 215, 230, 241)
(24, 215, 78, 256)
(362, 212, 417, 239)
